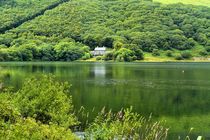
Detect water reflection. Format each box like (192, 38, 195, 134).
(93, 63, 106, 78)
(1, 62, 210, 138)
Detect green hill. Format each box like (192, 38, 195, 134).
(154, 0, 210, 7)
(0, 0, 67, 33)
(0, 0, 209, 61)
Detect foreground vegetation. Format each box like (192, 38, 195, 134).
(0, 75, 169, 139)
(0, 0, 209, 62)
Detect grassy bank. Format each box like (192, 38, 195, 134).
(154, 0, 210, 7)
(84, 57, 210, 62)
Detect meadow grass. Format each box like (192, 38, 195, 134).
(154, 0, 210, 7)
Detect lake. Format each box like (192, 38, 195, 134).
(0, 62, 210, 139)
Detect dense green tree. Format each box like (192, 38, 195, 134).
(114, 48, 137, 62)
(0, 0, 62, 32)
(0, 0, 209, 61)
(54, 42, 87, 61)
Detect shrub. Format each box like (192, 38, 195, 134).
(96, 56, 102, 60)
(116, 55, 125, 62)
(128, 44, 144, 60)
(152, 49, 160, 56)
(181, 51, 192, 59)
(82, 52, 91, 60)
(113, 41, 123, 50)
(199, 50, 208, 56)
(166, 50, 173, 57)
(104, 51, 114, 61)
(175, 54, 184, 60)
(205, 46, 210, 52)
(0, 93, 20, 123)
(85, 108, 168, 140)
(13, 75, 78, 128)
(0, 118, 78, 140)
(54, 42, 85, 61)
(0, 76, 79, 139)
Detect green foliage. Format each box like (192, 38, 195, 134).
(175, 54, 184, 60)
(0, 75, 78, 139)
(86, 108, 168, 140)
(104, 51, 114, 61)
(0, 93, 20, 123)
(0, 75, 173, 139)
(181, 51, 192, 59)
(166, 50, 173, 57)
(96, 56, 102, 61)
(0, 40, 90, 61)
(199, 50, 208, 56)
(13, 75, 78, 128)
(0, 0, 209, 61)
(126, 44, 144, 60)
(114, 48, 137, 62)
(152, 49, 160, 56)
(54, 42, 86, 61)
(113, 41, 124, 50)
(154, 0, 210, 7)
(0, 0, 62, 32)
(205, 46, 210, 52)
(175, 52, 193, 60)
(82, 52, 91, 60)
(0, 118, 78, 140)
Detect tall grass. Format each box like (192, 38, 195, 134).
(154, 0, 210, 7)
(85, 107, 168, 140)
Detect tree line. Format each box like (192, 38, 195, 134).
(0, 0, 209, 61)
(0, 0, 64, 33)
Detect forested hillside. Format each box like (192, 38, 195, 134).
(0, 0, 210, 61)
(0, 0, 69, 33)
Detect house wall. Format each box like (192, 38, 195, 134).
(94, 50, 105, 56)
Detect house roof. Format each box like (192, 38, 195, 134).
(94, 47, 106, 51)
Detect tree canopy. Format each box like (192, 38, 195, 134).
(0, 0, 209, 61)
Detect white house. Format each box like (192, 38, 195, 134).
(93, 46, 106, 56)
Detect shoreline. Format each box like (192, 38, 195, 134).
(1, 60, 210, 64)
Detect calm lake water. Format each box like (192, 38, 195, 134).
(0, 62, 210, 139)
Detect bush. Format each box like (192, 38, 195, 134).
(54, 42, 86, 61)
(114, 48, 136, 62)
(199, 50, 208, 56)
(104, 51, 114, 61)
(0, 93, 20, 123)
(86, 108, 168, 140)
(0, 76, 79, 139)
(181, 51, 192, 59)
(0, 118, 78, 140)
(96, 56, 102, 60)
(152, 49, 160, 56)
(13, 75, 78, 128)
(82, 52, 91, 60)
(128, 44, 144, 60)
(175, 54, 183, 60)
(113, 41, 123, 50)
(166, 50, 173, 57)
(205, 46, 210, 52)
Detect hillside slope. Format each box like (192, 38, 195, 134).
(0, 0, 68, 33)
(0, 0, 210, 61)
